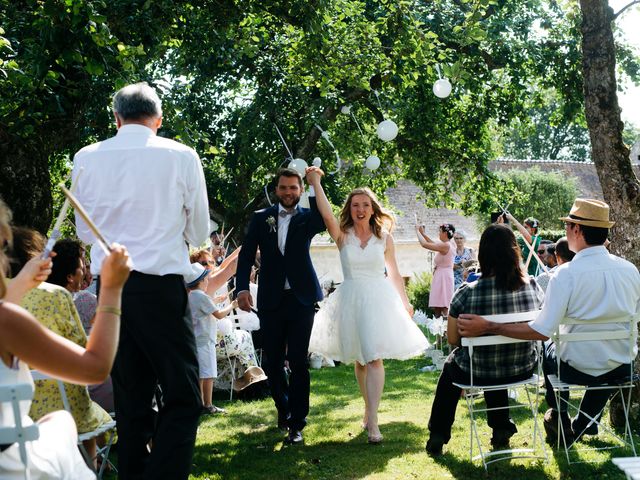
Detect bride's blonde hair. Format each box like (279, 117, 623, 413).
(0, 199, 13, 299)
(338, 187, 395, 239)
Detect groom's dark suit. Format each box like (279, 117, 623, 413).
(237, 197, 325, 432)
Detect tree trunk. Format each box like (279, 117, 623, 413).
(579, 0, 640, 430)
(0, 138, 52, 234)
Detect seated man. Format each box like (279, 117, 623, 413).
(457, 199, 640, 445)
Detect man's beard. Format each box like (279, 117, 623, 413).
(278, 195, 301, 209)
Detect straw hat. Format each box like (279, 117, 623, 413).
(233, 366, 268, 391)
(559, 198, 615, 228)
(184, 262, 210, 288)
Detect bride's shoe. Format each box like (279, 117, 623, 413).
(367, 424, 383, 444)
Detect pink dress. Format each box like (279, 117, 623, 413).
(429, 240, 455, 308)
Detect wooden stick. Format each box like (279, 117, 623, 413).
(60, 184, 112, 254)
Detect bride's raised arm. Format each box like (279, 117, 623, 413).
(305, 166, 343, 245)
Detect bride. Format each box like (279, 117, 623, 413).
(307, 167, 428, 444)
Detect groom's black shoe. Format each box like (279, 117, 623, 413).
(285, 429, 303, 445)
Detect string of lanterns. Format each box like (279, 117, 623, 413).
(277, 67, 452, 177)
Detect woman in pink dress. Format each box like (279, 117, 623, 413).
(416, 223, 456, 318)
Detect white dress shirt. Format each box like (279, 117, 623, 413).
(73, 124, 210, 276)
(530, 246, 640, 376)
(278, 204, 295, 289)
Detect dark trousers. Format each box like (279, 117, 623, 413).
(258, 290, 315, 431)
(542, 340, 631, 431)
(428, 352, 535, 442)
(107, 272, 202, 480)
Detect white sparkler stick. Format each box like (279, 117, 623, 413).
(274, 124, 294, 161)
(497, 203, 548, 274)
(42, 168, 84, 258)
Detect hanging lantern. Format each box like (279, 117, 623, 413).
(376, 120, 398, 142)
(365, 155, 381, 170)
(288, 158, 308, 177)
(433, 78, 452, 98)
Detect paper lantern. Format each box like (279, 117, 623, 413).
(365, 155, 381, 170)
(288, 158, 308, 177)
(376, 120, 398, 142)
(312, 157, 322, 167)
(433, 78, 452, 98)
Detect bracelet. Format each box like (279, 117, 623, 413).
(96, 305, 122, 316)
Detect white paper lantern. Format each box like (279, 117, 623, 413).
(312, 157, 322, 167)
(298, 191, 311, 208)
(433, 78, 452, 98)
(365, 155, 381, 170)
(340, 105, 351, 115)
(376, 119, 399, 142)
(288, 158, 308, 177)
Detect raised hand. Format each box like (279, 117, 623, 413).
(100, 243, 132, 290)
(305, 166, 324, 186)
(11, 256, 53, 296)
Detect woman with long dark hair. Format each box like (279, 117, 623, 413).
(425, 224, 543, 455)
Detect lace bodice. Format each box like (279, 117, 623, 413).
(339, 230, 387, 280)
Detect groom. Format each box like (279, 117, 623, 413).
(237, 167, 326, 444)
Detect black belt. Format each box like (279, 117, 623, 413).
(0, 443, 12, 452)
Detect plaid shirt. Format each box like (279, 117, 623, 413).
(450, 277, 544, 379)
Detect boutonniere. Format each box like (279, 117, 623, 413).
(266, 216, 276, 233)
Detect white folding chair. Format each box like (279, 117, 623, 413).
(0, 382, 40, 480)
(452, 311, 548, 470)
(613, 457, 640, 479)
(30, 371, 117, 479)
(546, 314, 638, 463)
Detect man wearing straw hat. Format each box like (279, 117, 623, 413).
(72, 82, 212, 479)
(457, 198, 640, 445)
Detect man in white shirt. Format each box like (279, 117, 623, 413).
(456, 199, 640, 445)
(73, 83, 210, 479)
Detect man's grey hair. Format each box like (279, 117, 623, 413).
(113, 82, 162, 120)
(455, 229, 467, 239)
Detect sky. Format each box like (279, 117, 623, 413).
(610, 0, 640, 127)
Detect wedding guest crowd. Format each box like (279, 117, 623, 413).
(2, 78, 637, 478)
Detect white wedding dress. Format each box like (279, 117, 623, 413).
(309, 230, 428, 364)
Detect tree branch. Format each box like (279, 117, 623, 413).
(294, 87, 369, 159)
(613, 0, 640, 20)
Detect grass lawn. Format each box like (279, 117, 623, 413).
(180, 358, 636, 479)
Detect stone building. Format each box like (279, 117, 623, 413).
(310, 158, 632, 284)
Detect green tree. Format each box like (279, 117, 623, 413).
(474, 167, 578, 231)
(0, 0, 184, 231)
